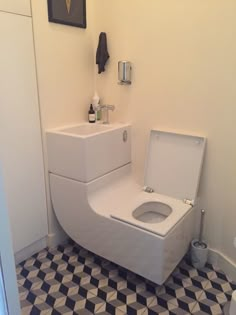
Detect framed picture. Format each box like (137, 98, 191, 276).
(47, 0, 86, 29)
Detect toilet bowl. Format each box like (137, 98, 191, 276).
(132, 201, 172, 224)
(47, 127, 206, 284)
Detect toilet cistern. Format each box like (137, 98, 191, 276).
(95, 104, 115, 124)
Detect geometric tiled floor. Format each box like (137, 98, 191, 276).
(16, 240, 236, 315)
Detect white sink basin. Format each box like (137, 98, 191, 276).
(46, 123, 131, 182)
(60, 123, 113, 136)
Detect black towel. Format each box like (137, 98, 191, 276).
(96, 32, 109, 74)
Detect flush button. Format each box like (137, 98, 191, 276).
(123, 130, 128, 142)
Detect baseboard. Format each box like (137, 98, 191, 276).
(14, 237, 47, 265)
(208, 248, 236, 281)
(47, 230, 68, 249)
(14, 231, 68, 265)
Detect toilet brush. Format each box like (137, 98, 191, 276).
(193, 209, 207, 249)
(191, 209, 208, 268)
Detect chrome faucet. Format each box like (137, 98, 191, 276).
(95, 104, 115, 124)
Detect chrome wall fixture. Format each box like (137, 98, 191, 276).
(118, 61, 132, 85)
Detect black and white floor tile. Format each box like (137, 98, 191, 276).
(16, 240, 236, 314)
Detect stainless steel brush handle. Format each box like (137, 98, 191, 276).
(199, 209, 205, 244)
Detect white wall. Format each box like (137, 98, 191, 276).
(31, 0, 94, 129)
(93, 0, 236, 263)
(31, 0, 95, 240)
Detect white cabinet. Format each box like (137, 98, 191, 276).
(0, 169, 21, 315)
(0, 11, 48, 253)
(0, 0, 31, 16)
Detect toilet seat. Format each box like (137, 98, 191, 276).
(110, 188, 192, 237)
(89, 130, 206, 237)
(88, 169, 192, 237)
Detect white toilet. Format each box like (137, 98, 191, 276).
(47, 126, 206, 284)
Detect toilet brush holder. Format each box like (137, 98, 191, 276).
(191, 209, 208, 269)
(191, 239, 208, 269)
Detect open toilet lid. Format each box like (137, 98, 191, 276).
(144, 130, 206, 203)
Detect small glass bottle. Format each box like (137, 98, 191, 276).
(88, 104, 96, 123)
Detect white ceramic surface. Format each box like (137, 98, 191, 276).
(50, 169, 195, 284)
(144, 130, 206, 203)
(48, 129, 206, 284)
(89, 165, 192, 237)
(132, 202, 172, 224)
(59, 124, 113, 136)
(46, 123, 131, 182)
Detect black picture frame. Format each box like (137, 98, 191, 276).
(47, 0, 86, 29)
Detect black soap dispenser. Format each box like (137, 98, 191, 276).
(88, 104, 96, 123)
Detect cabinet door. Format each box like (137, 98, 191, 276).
(0, 12, 48, 253)
(0, 168, 21, 315)
(0, 0, 31, 16)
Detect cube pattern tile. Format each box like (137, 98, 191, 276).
(17, 240, 236, 314)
